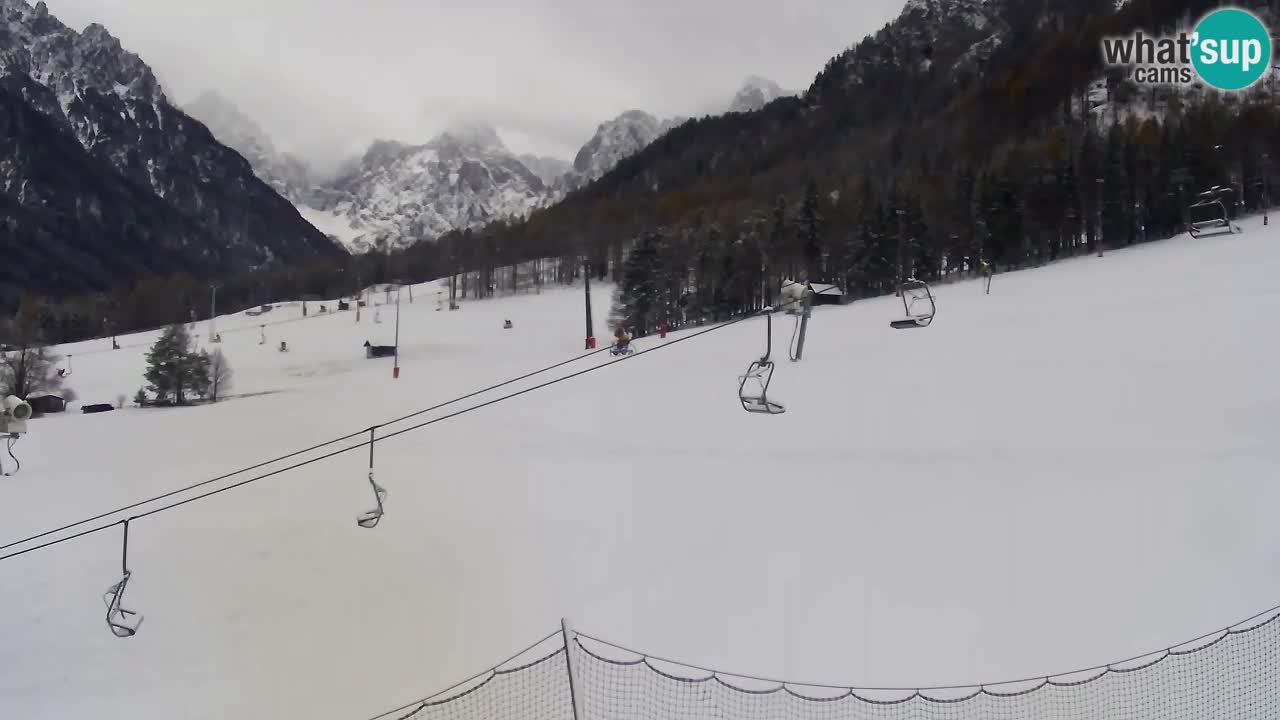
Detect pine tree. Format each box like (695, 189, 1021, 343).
(617, 231, 664, 337)
(767, 195, 791, 279)
(189, 350, 212, 400)
(799, 180, 825, 282)
(143, 324, 210, 406)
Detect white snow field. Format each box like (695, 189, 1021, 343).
(3, 218, 1280, 720)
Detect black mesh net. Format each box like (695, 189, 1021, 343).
(370, 638, 573, 720)
(367, 609, 1280, 720)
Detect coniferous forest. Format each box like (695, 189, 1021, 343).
(6, 0, 1280, 344)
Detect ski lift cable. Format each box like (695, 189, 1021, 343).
(0, 344, 619, 556)
(0, 310, 768, 565)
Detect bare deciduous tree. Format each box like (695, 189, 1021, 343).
(0, 308, 63, 399)
(0, 347, 63, 398)
(209, 348, 233, 402)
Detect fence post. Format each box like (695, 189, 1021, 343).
(562, 618, 585, 720)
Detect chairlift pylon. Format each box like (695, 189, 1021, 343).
(738, 311, 786, 415)
(891, 279, 936, 329)
(103, 519, 143, 638)
(1188, 186, 1242, 238)
(357, 428, 387, 528)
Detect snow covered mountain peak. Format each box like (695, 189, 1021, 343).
(559, 109, 679, 192)
(177, 99, 558, 252)
(728, 75, 791, 113)
(438, 122, 505, 153)
(80, 22, 118, 44)
(1, 0, 165, 108)
(359, 139, 412, 166)
(312, 126, 547, 251)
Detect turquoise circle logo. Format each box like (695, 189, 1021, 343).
(1192, 8, 1272, 91)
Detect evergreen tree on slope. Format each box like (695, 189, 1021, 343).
(144, 324, 211, 406)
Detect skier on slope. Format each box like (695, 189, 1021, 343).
(612, 327, 632, 356)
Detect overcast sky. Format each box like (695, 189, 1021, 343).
(43, 0, 904, 175)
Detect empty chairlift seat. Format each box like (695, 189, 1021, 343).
(890, 279, 936, 329)
(1188, 186, 1241, 238)
(738, 311, 786, 415)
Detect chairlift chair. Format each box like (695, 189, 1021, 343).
(357, 428, 387, 528)
(1188, 187, 1241, 238)
(103, 520, 143, 638)
(891, 279, 936, 329)
(356, 471, 388, 528)
(104, 572, 143, 637)
(738, 311, 786, 415)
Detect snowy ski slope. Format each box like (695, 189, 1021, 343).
(2, 218, 1279, 720)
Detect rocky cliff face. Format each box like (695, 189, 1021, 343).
(0, 0, 343, 307)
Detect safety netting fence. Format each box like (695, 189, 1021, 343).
(369, 606, 1280, 720)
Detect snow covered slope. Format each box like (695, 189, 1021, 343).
(3, 219, 1280, 720)
(293, 204, 367, 252)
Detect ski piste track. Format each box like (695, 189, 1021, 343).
(3, 215, 1280, 719)
(0, 311, 763, 563)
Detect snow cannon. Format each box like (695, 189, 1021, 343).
(780, 279, 809, 313)
(1, 395, 32, 435)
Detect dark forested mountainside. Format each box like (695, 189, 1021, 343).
(427, 0, 1280, 333)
